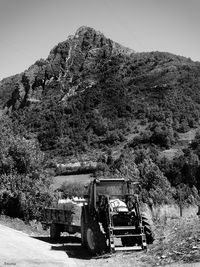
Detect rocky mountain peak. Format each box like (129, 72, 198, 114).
(2, 26, 134, 111)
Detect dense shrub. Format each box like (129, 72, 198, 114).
(0, 172, 52, 221)
(138, 159, 173, 205)
(0, 115, 53, 221)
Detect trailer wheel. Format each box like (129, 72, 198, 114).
(50, 223, 61, 240)
(86, 220, 107, 255)
(81, 208, 87, 247)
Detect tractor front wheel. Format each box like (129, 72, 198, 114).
(86, 220, 107, 255)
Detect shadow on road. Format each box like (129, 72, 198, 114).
(32, 236, 91, 260)
(51, 243, 91, 259)
(33, 236, 80, 244)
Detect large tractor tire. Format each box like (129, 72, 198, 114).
(142, 215, 154, 244)
(86, 220, 107, 255)
(121, 215, 154, 246)
(50, 223, 61, 240)
(81, 207, 87, 248)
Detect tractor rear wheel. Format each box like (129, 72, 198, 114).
(121, 215, 154, 246)
(50, 223, 61, 240)
(86, 220, 107, 255)
(142, 215, 154, 244)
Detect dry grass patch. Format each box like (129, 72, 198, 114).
(141, 205, 200, 266)
(0, 215, 48, 236)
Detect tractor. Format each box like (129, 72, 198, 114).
(81, 178, 154, 255)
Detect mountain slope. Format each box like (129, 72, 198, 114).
(1, 26, 200, 161)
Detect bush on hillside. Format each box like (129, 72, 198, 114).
(0, 172, 52, 221)
(138, 159, 173, 205)
(0, 115, 53, 221)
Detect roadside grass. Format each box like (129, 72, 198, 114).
(140, 204, 200, 266)
(0, 215, 48, 236)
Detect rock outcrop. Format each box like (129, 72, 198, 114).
(1, 26, 134, 111)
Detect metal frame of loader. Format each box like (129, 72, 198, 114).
(83, 178, 148, 253)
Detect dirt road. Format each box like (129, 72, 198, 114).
(0, 224, 77, 267)
(1, 223, 200, 267)
(0, 223, 150, 267)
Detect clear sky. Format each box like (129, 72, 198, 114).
(0, 0, 200, 80)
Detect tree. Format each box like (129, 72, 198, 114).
(138, 159, 173, 205)
(109, 148, 140, 180)
(0, 115, 53, 221)
(0, 172, 52, 221)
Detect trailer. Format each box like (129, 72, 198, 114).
(41, 200, 84, 239)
